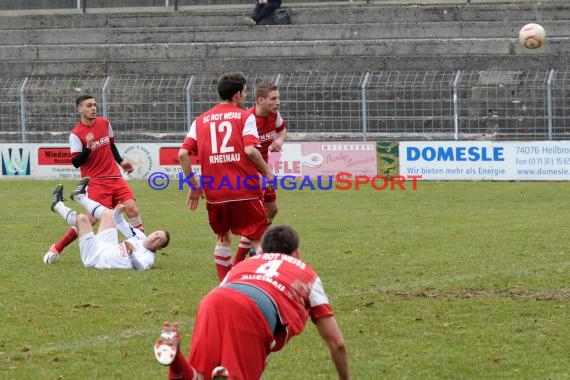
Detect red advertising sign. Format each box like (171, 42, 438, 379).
(159, 147, 200, 166)
(37, 147, 72, 165)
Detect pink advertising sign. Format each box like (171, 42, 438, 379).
(268, 142, 377, 178)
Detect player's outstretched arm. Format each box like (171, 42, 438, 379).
(314, 316, 350, 380)
(113, 203, 137, 238)
(178, 148, 202, 210)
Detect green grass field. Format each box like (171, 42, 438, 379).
(1, 179, 569, 379)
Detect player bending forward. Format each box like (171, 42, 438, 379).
(153, 225, 350, 380)
(50, 178, 169, 271)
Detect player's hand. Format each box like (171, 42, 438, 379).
(264, 172, 275, 192)
(188, 189, 203, 211)
(114, 202, 126, 214)
(124, 241, 134, 256)
(121, 160, 134, 174)
(270, 141, 283, 152)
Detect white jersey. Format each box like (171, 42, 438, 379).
(78, 210, 155, 271)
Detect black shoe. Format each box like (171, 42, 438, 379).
(51, 184, 64, 212)
(70, 177, 90, 201)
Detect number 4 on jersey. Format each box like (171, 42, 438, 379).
(255, 260, 283, 278)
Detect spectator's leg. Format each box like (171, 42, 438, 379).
(252, 1, 281, 23)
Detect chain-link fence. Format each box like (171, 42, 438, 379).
(1, 70, 569, 144)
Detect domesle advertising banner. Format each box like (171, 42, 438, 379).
(399, 141, 570, 181)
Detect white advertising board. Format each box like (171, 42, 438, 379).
(399, 141, 570, 180)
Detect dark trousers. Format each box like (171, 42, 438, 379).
(252, 0, 281, 23)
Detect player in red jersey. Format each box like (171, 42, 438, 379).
(234, 81, 287, 264)
(153, 225, 350, 380)
(178, 72, 274, 281)
(43, 95, 143, 265)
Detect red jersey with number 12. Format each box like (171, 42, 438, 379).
(181, 103, 262, 204)
(69, 117, 121, 179)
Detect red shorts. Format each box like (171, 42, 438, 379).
(263, 186, 277, 203)
(189, 288, 273, 380)
(206, 199, 267, 241)
(86, 177, 135, 209)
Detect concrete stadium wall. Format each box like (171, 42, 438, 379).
(0, 1, 569, 75)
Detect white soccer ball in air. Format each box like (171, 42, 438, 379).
(519, 23, 546, 49)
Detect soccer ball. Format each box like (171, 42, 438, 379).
(519, 23, 546, 49)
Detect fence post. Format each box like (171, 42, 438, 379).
(274, 73, 283, 87)
(19, 77, 29, 144)
(453, 70, 462, 141)
(547, 69, 555, 141)
(186, 75, 196, 131)
(101, 76, 111, 118)
(360, 72, 371, 142)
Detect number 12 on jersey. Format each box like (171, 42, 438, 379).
(210, 121, 235, 154)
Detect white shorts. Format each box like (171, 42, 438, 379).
(79, 228, 118, 268)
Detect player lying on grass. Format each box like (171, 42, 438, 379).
(49, 178, 169, 271)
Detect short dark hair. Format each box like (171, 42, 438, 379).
(261, 225, 299, 255)
(76, 95, 95, 107)
(254, 81, 278, 100)
(161, 230, 170, 249)
(217, 72, 247, 101)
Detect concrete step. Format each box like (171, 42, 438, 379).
(1, 38, 567, 62)
(0, 21, 568, 45)
(0, 50, 564, 75)
(0, 2, 568, 29)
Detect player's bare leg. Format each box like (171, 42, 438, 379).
(122, 198, 144, 231)
(215, 231, 233, 281)
(96, 209, 116, 234)
(75, 213, 95, 239)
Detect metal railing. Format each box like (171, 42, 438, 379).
(1, 70, 569, 144)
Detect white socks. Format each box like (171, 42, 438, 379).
(214, 245, 232, 268)
(73, 194, 105, 220)
(54, 202, 77, 226)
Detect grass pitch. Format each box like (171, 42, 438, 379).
(0, 179, 569, 379)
